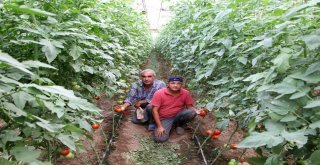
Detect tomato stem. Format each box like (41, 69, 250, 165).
(210, 120, 239, 165)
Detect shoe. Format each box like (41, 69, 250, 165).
(148, 123, 156, 131)
(176, 127, 184, 135)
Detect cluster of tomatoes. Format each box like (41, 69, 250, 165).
(112, 104, 130, 116)
(206, 129, 221, 140)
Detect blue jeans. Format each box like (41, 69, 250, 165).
(131, 104, 153, 124)
(153, 109, 197, 143)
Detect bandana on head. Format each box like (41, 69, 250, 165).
(168, 76, 183, 82)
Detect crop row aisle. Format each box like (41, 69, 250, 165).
(156, 0, 320, 164)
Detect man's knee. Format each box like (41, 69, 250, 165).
(153, 134, 169, 143)
(182, 109, 197, 120)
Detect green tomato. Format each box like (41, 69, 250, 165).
(65, 152, 74, 159)
(73, 85, 81, 90)
(228, 162, 235, 165)
(119, 79, 126, 83)
(71, 81, 78, 86)
(118, 95, 126, 99)
(117, 100, 123, 105)
(230, 159, 236, 163)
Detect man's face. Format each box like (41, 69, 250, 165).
(168, 81, 182, 92)
(141, 71, 155, 86)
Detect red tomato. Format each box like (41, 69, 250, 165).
(199, 110, 206, 117)
(95, 96, 100, 100)
(205, 130, 213, 135)
(211, 135, 219, 140)
(230, 144, 237, 149)
(92, 123, 100, 129)
(213, 129, 221, 135)
(113, 105, 123, 112)
(60, 149, 70, 156)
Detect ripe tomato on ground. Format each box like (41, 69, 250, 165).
(92, 123, 100, 129)
(59, 149, 70, 156)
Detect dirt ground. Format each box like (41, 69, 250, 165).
(58, 51, 256, 165)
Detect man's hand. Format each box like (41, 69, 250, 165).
(134, 100, 147, 108)
(156, 126, 165, 137)
(120, 105, 126, 111)
(120, 102, 130, 111)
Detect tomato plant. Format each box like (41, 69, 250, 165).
(0, 0, 151, 164)
(156, 0, 320, 164)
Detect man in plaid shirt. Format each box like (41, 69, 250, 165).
(120, 69, 166, 130)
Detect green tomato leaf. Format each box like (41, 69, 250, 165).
(3, 102, 27, 117)
(11, 91, 31, 109)
(0, 158, 15, 165)
(0, 51, 33, 75)
(0, 130, 23, 145)
(238, 132, 284, 148)
(36, 121, 64, 133)
(281, 130, 307, 148)
(11, 146, 41, 163)
(39, 39, 63, 63)
(309, 150, 320, 165)
(304, 100, 320, 109)
(243, 72, 267, 83)
(23, 84, 77, 99)
(22, 60, 57, 70)
(4, 5, 56, 17)
(280, 115, 297, 122)
(267, 82, 296, 95)
(290, 72, 320, 83)
(272, 51, 291, 73)
(305, 61, 320, 76)
(237, 56, 247, 65)
(43, 101, 64, 118)
(69, 44, 83, 60)
(265, 155, 282, 165)
(57, 134, 76, 151)
(77, 119, 91, 131)
(289, 87, 310, 100)
(265, 119, 285, 134)
(309, 121, 320, 129)
(301, 34, 320, 50)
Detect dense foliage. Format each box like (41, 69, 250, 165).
(156, 0, 320, 164)
(0, 0, 151, 164)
